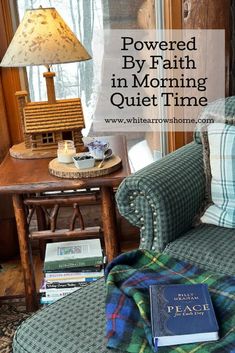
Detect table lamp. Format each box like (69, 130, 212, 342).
(0, 7, 91, 159)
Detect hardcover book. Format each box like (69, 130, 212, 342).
(44, 270, 104, 283)
(44, 265, 103, 273)
(44, 239, 103, 271)
(40, 280, 90, 292)
(45, 270, 104, 279)
(45, 281, 90, 289)
(40, 296, 59, 305)
(40, 287, 79, 297)
(149, 283, 219, 349)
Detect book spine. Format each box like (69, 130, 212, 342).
(44, 288, 79, 297)
(44, 266, 103, 273)
(44, 257, 103, 271)
(40, 297, 58, 304)
(40, 288, 77, 294)
(40, 285, 83, 293)
(46, 281, 89, 289)
(45, 270, 104, 278)
(45, 277, 100, 283)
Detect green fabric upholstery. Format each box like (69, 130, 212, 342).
(116, 142, 205, 252)
(13, 279, 110, 353)
(13, 140, 235, 353)
(163, 224, 235, 276)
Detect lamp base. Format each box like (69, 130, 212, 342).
(10, 142, 57, 159)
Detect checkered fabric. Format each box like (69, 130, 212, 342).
(13, 279, 111, 353)
(200, 123, 235, 228)
(199, 96, 235, 123)
(13, 252, 235, 353)
(194, 96, 235, 144)
(116, 142, 205, 252)
(13, 138, 235, 353)
(106, 250, 235, 353)
(163, 224, 235, 276)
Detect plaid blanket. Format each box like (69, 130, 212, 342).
(105, 250, 235, 353)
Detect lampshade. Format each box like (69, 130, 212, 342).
(0, 7, 91, 67)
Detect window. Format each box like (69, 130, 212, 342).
(17, 0, 104, 134)
(16, 1, 166, 172)
(42, 132, 54, 144)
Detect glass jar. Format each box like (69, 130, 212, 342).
(57, 140, 76, 164)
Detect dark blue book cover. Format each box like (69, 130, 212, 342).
(149, 284, 219, 349)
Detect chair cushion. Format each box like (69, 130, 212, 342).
(194, 97, 235, 228)
(194, 96, 235, 144)
(163, 224, 235, 276)
(13, 279, 116, 353)
(200, 123, 235, 228)
(13, 251, 235, 353)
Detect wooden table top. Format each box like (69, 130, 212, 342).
(0, 135, 130, 194)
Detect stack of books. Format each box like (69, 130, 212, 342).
(40, 238, 104, 305)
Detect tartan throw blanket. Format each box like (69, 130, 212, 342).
(105, 250, 235, 353)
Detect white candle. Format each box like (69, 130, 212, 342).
(57, 141, 76, 164)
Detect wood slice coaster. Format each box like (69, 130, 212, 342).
(48, 155, 122, 178)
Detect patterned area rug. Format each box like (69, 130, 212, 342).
(0, 299, 31, 353)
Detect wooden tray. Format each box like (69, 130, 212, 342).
(48, 155, 122, 178)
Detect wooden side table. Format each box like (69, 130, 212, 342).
(0, 135, 130, 311)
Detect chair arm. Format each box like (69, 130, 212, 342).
(116, 142, 205, 251)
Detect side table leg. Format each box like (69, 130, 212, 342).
(36, 205, 47, 260)
(100, 186, 119, 262)
(12, 194, 38, 311)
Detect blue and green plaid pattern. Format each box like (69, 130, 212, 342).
(201, 123, 235, 228)
(106, 250, 235, 353)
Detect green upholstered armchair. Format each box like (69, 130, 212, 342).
(12, 140, 235, 353)
(116, 140, 235, 276)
